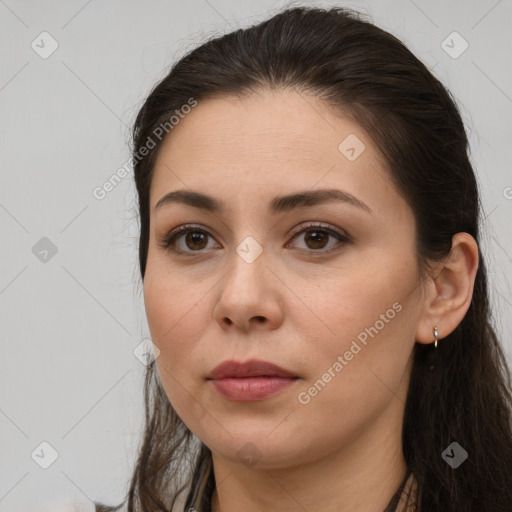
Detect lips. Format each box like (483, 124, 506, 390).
(207, 359, 299, 401)
(207, 359, 297, 380)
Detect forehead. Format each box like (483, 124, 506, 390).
(154, 90, 367, 163)
(149, 90, 399, 216)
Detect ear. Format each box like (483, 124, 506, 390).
(415, 232, 479, 345)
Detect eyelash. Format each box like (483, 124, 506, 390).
(158, 222, 351, 257)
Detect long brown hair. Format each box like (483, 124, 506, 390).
(96, 5, 512, 511)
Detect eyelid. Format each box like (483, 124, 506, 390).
(287, 221, 350, 241)
(285, 221, 351, 255)
(158, 224, 220, 255)
(159, 221, 351, 255)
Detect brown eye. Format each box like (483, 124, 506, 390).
(160, 222, 350, 257)
(159, 225, 220, 255)
(303, 229, 330, 249)
(288, 223, 350, 255)
(184, 231, 208, 250)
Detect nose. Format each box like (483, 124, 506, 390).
(213, 250, 284, 333)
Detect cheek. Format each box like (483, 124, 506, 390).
(288, 293, 413, 453)
(144, 264, 208, 340)
(298, 255, 417, 398)
(296, 262, 399, 353)
(143, 270, 209, 390)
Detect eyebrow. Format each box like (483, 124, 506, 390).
(154, 188, 373, 215)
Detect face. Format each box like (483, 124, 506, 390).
(143, 89, 426, 469)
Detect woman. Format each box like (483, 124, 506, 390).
(96, 5, 512, 511)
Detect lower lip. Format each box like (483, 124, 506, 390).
(209, 376, 298, 401)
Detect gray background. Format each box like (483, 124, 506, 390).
(1, 0, 511, 510)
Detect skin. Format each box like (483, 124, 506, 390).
(143, 89, 479, 512)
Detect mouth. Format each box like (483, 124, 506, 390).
(207, 358, 298, 380)
(207, 359, 299, 401)
(208, 376, 299, 401)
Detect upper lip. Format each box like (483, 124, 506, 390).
(207, 359, 298, 379)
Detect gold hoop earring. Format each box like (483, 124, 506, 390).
(433, 325, 439, 348)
